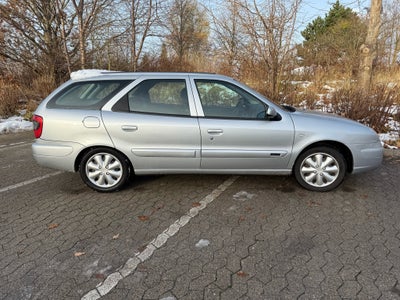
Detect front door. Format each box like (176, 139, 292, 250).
(193, 79, 294, 172)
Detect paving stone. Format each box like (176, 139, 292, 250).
(1, 133, 400, 299)
(338, 280, 362, 298)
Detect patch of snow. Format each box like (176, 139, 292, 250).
(70, 69, 120, 80)
(380, 132, 399, 142)
(195, 239, 210, 249)
(386, 118, 400, 131)
(0, 116, 33, 134)
(386, 144, 398, 149)
(290, 80, 312, 88)
(323, 85, 336, 93)
(233, 191, 255, 202)
(291, 67, 307, 75)
(388, 105, 399, 115)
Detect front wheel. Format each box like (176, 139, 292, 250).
(79, 148, 130, 192)
(294, 147, 346, 192)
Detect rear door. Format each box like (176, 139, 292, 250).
(101, 75, 201, 173)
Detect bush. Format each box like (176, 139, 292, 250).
(280, 88, 322, 110)
(0, 80, 22, 118)
(30, 74, 57, 100)
(329, 84, 400, 133)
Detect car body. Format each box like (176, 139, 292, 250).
(32, 71, 383, 192)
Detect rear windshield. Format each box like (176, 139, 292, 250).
(47, 80, 132, 109)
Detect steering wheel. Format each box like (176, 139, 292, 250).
(234, 97, 250, 117)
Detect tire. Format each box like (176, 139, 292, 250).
(79, 148, 130, 192)
(294, 146, 346, 192)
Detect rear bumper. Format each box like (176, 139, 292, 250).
(32, 139, 84, 172)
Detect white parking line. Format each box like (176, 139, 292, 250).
(0, 141, 31, 151)
(81, 175, 239, 300)
(0, 171, 63, 193)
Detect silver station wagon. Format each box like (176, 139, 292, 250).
(32, 71, 383, 192)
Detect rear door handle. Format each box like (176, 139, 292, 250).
(207, 129, 223, 134)
(121, 125, 138, 132)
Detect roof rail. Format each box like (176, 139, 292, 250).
(70, 69, 122, 80)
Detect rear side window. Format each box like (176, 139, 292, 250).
(47, 80, 132, 109)
(113, 79, 190, 116)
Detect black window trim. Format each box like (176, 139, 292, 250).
(46, 80, 133, 110)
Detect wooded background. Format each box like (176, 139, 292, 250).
(0, 0, 399, 133)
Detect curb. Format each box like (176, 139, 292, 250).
(383, 148, 400, 157)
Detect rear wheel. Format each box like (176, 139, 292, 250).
(294, 147, 346, 192)
(79, 148, 130, 192)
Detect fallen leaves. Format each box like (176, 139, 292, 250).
(307, 200, 321, 207)
(94, 273, 105, 279)
(237, 271, 249, 277)
(137, 203, 165, 221)
(48, 223, 59, 230)
(138, 215, 150, 221)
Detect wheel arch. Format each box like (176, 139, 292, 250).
(74, 146, 134, 174)
(294, 141, 353, 173)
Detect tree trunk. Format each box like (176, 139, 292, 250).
(358, 0, 382, 89)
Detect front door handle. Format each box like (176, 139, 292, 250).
(121, 125, 138, 132)
(207, 129, 223, 135)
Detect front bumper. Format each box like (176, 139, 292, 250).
(350, 141, 383, 174)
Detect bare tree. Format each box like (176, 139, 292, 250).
(239, 0, 302, 98)
(71, 0, 112, 69)
(0, 0, 67, 81)
(55, 0, 76, 76)
(209, 0, 244, 76)
(358, 0, 383, 89)
(380, 0, 400, 67)
(164, 0, 209, 68)
(121, 0, 162, 71)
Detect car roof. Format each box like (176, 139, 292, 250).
(70, 70, 231, 81)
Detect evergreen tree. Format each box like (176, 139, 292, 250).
(298, 0, 366, 71)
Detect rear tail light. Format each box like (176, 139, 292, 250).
(32, 115, 43, 138)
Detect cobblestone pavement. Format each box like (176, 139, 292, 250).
(1, 132, 400, 299)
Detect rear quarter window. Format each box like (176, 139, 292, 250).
(47, 80, 132, 109)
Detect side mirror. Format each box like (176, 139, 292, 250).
(266, 107, 277, 118)
(265, 106, 282, 121)
(257, 105, 281, 120)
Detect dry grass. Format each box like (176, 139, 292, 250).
(329, 84, 400, 133)
(276, 68, 400, 145)
(374, 67, 400, 87)
(0, 79, 22, 118)
(0, 74, 56, 119)
(29, 75, 57, 101)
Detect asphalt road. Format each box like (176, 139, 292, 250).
(1, 131, 400, 299)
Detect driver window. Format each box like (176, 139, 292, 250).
(194, 80, 266, 119)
